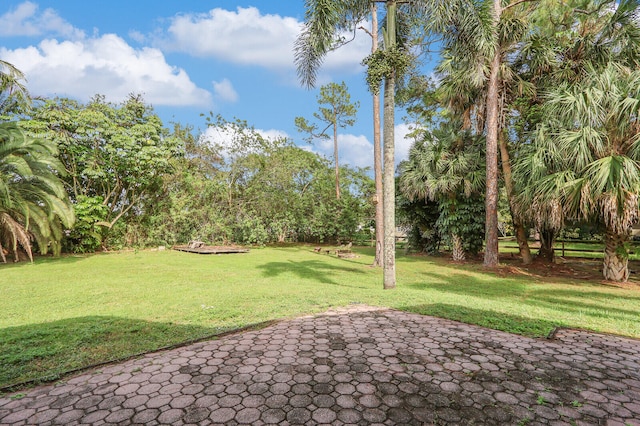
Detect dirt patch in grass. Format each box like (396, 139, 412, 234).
(498, 255, 640, 288)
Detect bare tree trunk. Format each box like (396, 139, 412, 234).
(333, 119, 340, 200)
(451, 234, 465, 261)
(372, 4, 383, 268)
(483, 0, 501, 268)
(498, 131, 532, 264)
(603, 230, 629, 282)
(382, 0, 397, 290)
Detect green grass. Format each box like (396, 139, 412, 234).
(499, 240, 640, 260)
(1, 245, 639, 389)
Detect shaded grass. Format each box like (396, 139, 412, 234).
(1, 246, 639, 389)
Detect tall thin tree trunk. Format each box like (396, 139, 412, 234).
(483, 0, 501, 268)
(372, 4, 383, 268)
(333, 119, 340, 200)
(383, 0, 397, 289)
(498, 131, 532, 264)
(603, 230, 629, 282)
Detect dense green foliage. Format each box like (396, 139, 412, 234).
(124, 115, 374, 247)
(5, 96, 374, 251)
(0, 122, 74, 261)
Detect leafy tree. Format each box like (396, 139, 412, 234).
(295, 81, 359, 200)
(19, 95, 178, 248)
(396, 189, 441, 254)
(0, 122, 74, 261)
(140, 116, 374, 248)
(399, 117, 485, 260)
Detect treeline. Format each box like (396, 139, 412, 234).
(2, 93, 373, 257)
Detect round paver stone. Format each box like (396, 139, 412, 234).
(133, 408, 161, 423)
(287, 407, 311, 424)
(210, 407, 236, 423)
(236, 407, 261, 424)
(53, 409, 84, 424)
(290, 394, 312, 408)
(77, 409, 109, 424)
(261, 408, 286, 423)
(338, 408, 362, 423)
(158, 408, 184, 424)
(183, 407, 209, 423)
(313, 407, 337, 423)
(105, 408, 135, 423)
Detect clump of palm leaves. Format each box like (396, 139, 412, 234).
(0, 122, 74, 262)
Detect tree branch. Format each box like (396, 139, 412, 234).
(503, 0, 538, 13)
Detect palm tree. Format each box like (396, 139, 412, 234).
(400, 117, 485, 261)
(296, 0, 420, 289)
(429, 0, 543, 267)
(0, 59, 30, 117)
(529, 63, 640, 281)
(511, 0, 640, 264)
(0, 122, 74, 262)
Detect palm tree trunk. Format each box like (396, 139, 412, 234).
(382, 0, 397, 290)
(483, 0, 502, 268)
(498, 131, 532, 264)
(451, 233, 465, 261)
(538, 228, 555, 262)
(603, 230, 629, 282)
(372, 4, 383, 268)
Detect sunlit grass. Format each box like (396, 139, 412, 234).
(1, 245, 639, 389)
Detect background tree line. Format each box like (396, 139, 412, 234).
(0, 82, 374, 258)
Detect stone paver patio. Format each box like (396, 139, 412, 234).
(1, 305, 639, 425)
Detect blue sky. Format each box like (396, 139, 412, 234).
(0, 1, 423, 169)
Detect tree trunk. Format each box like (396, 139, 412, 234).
(382, 0, 397, 290)
(498, 131, 532, 264)
(451, 234, 465, 261)
(483, 0, 502, 268)
(333, 119, 340, 200)
(372, 4, 383, 268)
(538, 228, 555, 262)
(603, 230, 629, 282)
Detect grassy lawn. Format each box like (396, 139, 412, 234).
(1, 245, 639, 389)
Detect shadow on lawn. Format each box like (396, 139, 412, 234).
(0, 253, 90, 270)
(400, 303, 561, 337)
(406, 269, 640, 329)
(257, 259, 367, 287)
(0, 316, 217, 391)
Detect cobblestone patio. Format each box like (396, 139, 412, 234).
(1, 305, 639, 425)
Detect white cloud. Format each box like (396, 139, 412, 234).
(163, 7, 370, 75)
(395, 123, 418, 165)
(257, 128, 289, 141)
(0, 1, 84, 39)
(200, 125, 290, 159)
(212, 78, 238, 103)
(311, 133, 374, 170)
(0, 34, 212, 107)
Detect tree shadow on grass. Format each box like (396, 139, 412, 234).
(400, 303, 561, 337)
(405, 269, 640, 328)
(0, 253, 90, 270)
(0, 316, 218, 391)
(257, 259, 367, 287)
